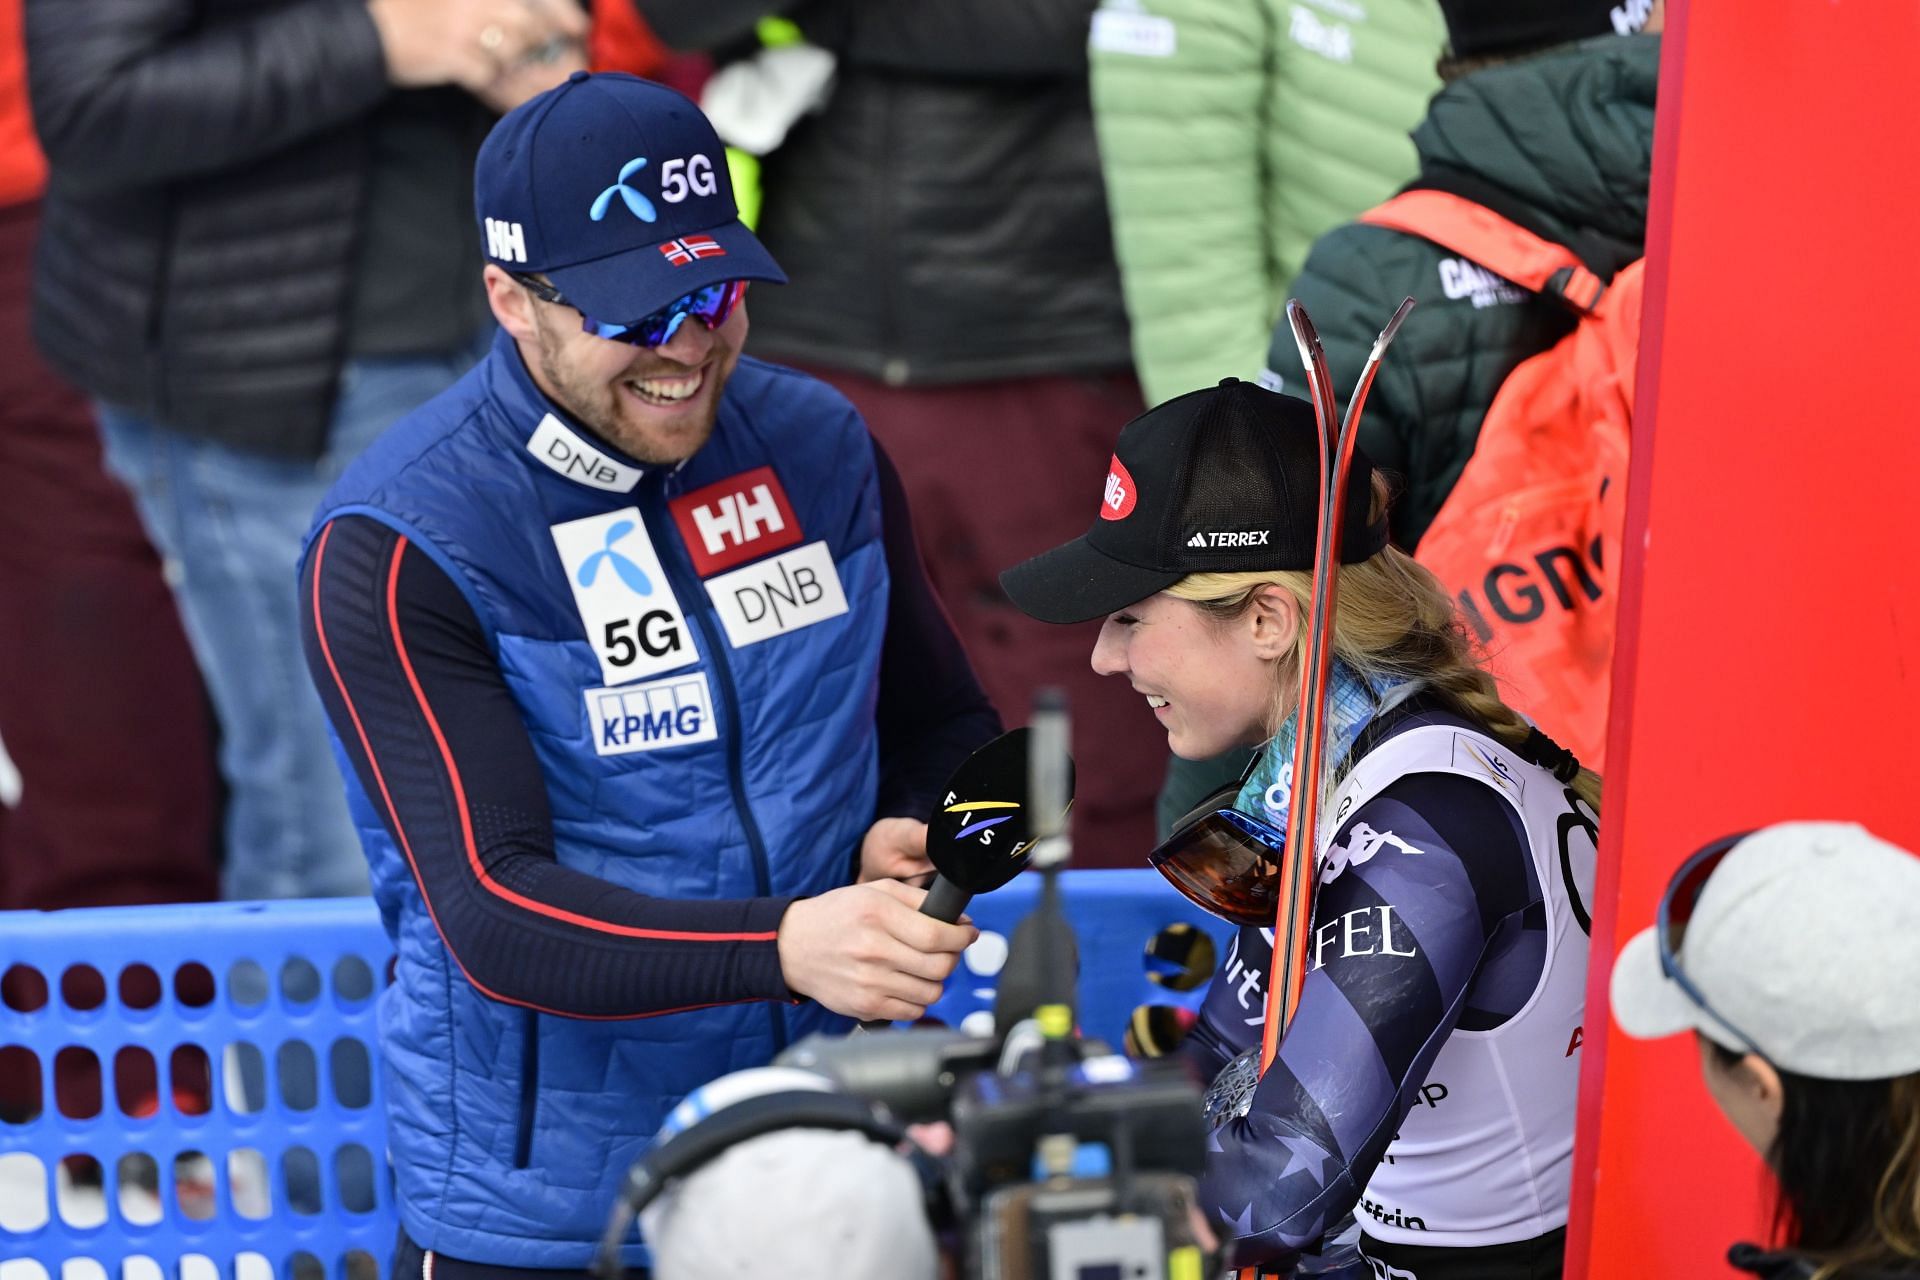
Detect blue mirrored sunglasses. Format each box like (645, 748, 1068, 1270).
(514, 276, 746, 348)
(1655, 831, 1769, 1058)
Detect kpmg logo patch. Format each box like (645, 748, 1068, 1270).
(588, 672, 718, 756)
(1100, 455, 1137, 521)
(668, 467, 802, 576)
(591, 157, 658, 224)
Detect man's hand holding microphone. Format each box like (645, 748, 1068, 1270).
(778, 728, 1069, 1025)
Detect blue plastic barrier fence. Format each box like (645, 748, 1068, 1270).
(0, 870, 1228, 1276)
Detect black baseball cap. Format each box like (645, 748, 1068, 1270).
(474, 72, 786, 326)
(1437, 0, 1651, 59)
(1000, 379, 1389, 625)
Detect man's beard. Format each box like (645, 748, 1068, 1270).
(532, 321, 719, 465)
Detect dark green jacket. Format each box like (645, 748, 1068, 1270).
(1274, 33, 1659, 547)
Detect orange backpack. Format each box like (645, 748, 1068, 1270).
(1359, 190, 1642, 772)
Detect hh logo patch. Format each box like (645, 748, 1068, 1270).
(668, 466, 802, 576)
(704, 541, 848, 648)
(550, 509, 695, 685)
(588, 672, 718, 756)
(527, 414, 644, 492)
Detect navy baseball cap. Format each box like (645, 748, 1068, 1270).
(474, 71, 786, 326)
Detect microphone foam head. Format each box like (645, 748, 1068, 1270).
(927, 728, 1074, 893)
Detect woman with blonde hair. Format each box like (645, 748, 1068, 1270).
(1612, 822, 1920, 1279)
(1001, 378, 1600, 1279)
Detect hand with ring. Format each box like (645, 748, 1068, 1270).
(366, 0, 587, 95)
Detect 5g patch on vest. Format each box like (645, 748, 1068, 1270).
(550, 509, 697, 684)
(586, 671, 719, 756)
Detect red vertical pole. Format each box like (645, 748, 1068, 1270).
(1567, 3, 1920, 1277)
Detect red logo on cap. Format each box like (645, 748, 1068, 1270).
(1100, 455, 1137, 521)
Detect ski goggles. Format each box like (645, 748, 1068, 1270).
(1656, 831, 1768, 1057)
(515, 276, 747, 348)
(1148, 784, 1290, 928)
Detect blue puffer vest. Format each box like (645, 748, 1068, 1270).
(309, 332, 887, 1266)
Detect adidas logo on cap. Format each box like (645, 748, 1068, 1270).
(1188, 530, 1273, 550)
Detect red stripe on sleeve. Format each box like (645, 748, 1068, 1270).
(380, 535, 779, 944)
(313, 520, 757, 1021)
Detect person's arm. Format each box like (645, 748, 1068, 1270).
(1176, 922, 1272, 1083)
(25, 0, 585, 197)
(871, 441, 1002, 823)
(304, 514, 976, 1024)
(302, 515, 796, 1018)
(1089, 0, 1275, 406)
(1201, 772, 1535, 1271)
(25, 0, 391, 195)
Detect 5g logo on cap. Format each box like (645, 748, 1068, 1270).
(659, 155, 718, 204)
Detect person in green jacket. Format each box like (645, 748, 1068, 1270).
(1089, 0, 1445, 412)
(1159, 3, 1662, 833)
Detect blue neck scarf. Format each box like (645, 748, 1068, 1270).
(1234, 664, 1409, 833)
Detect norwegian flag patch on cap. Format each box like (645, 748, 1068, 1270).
(659, 235, 727, 266)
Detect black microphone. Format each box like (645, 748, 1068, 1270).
(918, 727, 1074, 923)
(855, 728, 1074, 1032)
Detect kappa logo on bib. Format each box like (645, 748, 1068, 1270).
(704, 541, 848, 648)
(587, 671, 718, 756)
(550, 509, 695, 684)
(668, 466, 802, 576)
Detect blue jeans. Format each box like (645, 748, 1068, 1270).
(97, 339, 489, 901)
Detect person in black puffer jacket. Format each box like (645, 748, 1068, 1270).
(635, 0, 1165, 869)
(23, 0, 584, 901)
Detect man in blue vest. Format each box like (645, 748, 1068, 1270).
(298, 72, 999, 1276)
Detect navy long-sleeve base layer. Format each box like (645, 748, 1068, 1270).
(300, 446, 999, 1020)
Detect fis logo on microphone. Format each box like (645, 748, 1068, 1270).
(943, 796, 1022, 852)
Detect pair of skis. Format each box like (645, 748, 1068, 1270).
(1256, 297, 1416, 1071)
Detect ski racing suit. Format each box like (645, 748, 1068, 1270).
(1191, 699, 1598, 1280)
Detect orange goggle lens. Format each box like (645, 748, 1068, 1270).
(1147, 808, 1287, 928)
